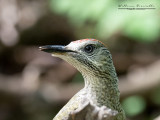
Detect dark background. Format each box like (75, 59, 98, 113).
(0, 0, 160, 120)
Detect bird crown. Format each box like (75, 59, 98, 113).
(72, 38, 106, 47)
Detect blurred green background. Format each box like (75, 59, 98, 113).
(0, 0, 160, 120)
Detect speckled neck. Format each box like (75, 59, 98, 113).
(81, 63, 122, 113)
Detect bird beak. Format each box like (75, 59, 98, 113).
(39, 45, 74, 54)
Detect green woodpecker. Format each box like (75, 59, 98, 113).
(40, 39, 125, 120)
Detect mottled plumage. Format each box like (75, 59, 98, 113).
(40, 39, 125, 120)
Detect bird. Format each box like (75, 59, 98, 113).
(39, 39, 125, 120)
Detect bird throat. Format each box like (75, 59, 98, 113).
(81, 67, 121, 112)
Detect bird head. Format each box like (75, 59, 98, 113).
(39, 39, 114, 77)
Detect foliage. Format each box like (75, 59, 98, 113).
(50, 0, 160, 42)
(122, 95, 146, 117)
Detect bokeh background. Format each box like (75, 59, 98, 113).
(0, 0, 160, 120)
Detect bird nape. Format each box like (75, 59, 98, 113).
(39, 39, 125, 120)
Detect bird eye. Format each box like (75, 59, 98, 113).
(84, 44, 95, 53)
